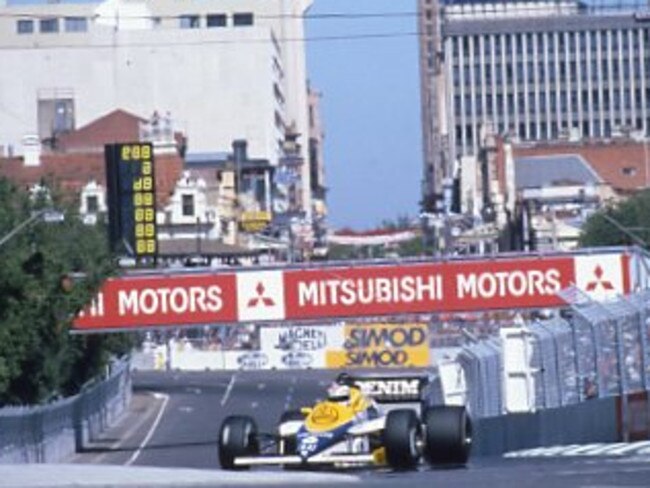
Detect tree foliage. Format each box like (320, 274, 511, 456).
(0, 178, 132, 405)
(579, 190, 650, 249)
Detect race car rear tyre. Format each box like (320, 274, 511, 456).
(422, 406, 471, 466)
(218, 415, 259, 470)
(383, 409, 420, 471)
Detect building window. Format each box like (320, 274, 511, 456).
(86, 195, 99, 214)
(182, 194, 195, 217)
(180, 15, 200, 29)
(233, 13, 254, 26)
(17, 19, 34, 34)
(64, 17, 87, 32)
(207, 14, 227, 28)
(38, 97, 75, 141)
(40, 18, 59, 33)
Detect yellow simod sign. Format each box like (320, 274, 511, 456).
(325, 323, 430, 369)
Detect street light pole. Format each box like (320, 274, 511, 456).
(600, 213, 647, 248)
(0, 208, 64, 249)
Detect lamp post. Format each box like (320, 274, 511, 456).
(0, 208, 64, 249)
(600, 213, 647, 248)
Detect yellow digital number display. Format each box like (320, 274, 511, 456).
(107, 142, 157, 259)
(121, 143, 156, 257)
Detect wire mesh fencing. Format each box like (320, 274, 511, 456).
(454, 290, 650, 418)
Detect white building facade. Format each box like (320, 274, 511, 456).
(0, 0, 313, 214)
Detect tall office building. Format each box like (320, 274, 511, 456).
(419, 0, 650, 213)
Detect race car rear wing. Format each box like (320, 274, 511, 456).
(349, 374, 429, 404)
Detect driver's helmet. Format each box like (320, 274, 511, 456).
(327, 383, 351, 402)
(335, 372, 355, 386)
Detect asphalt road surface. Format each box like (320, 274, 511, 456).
(71, 369, 650, 487)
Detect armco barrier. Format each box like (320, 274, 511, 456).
(0, 358, 131, 464)
(472, 396, 619, 456)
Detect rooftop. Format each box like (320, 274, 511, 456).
(512, 140, 650, 195)
(515, 154, 602, 189)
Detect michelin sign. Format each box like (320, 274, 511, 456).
(260, 325, 343, 369)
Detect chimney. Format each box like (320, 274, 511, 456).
(22, 135, 41, 167)
(233, 140, 248, 164)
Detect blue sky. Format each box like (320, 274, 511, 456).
(306, 0, 421, 229)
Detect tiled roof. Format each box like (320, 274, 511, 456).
(0, 152, 183, 208)
(0, 108, 184, 207)
(56, 109, 146, 153)
(513, 141, 649, 194)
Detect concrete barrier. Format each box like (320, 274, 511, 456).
(0, 359, 131, 464)
(473, 397, 619, 456)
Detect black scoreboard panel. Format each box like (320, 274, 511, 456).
(105, 143, 157, 258)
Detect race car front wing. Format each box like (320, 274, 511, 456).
(234, 452, 377, 467)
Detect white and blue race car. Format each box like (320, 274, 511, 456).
(218, 373, 472, 471)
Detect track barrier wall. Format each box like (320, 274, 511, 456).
(138, 322, 436, 371)
(472, 397, 619, 456)
(0, 358, 131, 464)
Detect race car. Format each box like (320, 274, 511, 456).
(218, 373, 472, 471)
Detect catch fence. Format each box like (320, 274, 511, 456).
(0, 357, 131, 463)
(452, 290, 650, 420)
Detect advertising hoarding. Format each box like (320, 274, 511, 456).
(74, 251, 632, 331)
(325, 323, 430, 369)
(260, 325, 343, 369)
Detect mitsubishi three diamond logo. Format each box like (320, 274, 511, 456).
(237, 270, 285, 322)
(247, 282, 276, 308)
(585, 265, 615, 292)
(574, 255, 623, 300)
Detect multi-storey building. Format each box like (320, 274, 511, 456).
(0, 0, 314, 218)
(419, 0, 650, 213)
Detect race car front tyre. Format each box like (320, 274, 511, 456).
(422, 406, 472, 466)
(218, 415, 259, 470)
(383, 409, 420, 470)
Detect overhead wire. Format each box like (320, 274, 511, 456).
(0, 31, 421, 51)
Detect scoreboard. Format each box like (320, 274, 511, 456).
(105, 143, 157, 259)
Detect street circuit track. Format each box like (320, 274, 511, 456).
(73, 370, 650, 487)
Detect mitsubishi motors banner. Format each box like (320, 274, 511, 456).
(73, 251, 632, 331)
(325, 323, 430, 369)
(260, 325, 343, 369)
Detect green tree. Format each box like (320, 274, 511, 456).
(579, 190, 650, 249)
(0, 178, 132, 405)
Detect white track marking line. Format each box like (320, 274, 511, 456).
(560, 444, 607, 456)
(125, 392, 169, 466)
(220, 373, 237, 407)
(605, 441, 650, 456)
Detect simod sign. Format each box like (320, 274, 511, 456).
(325, 323, 431, 369)
(73, 250, 632, 332)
